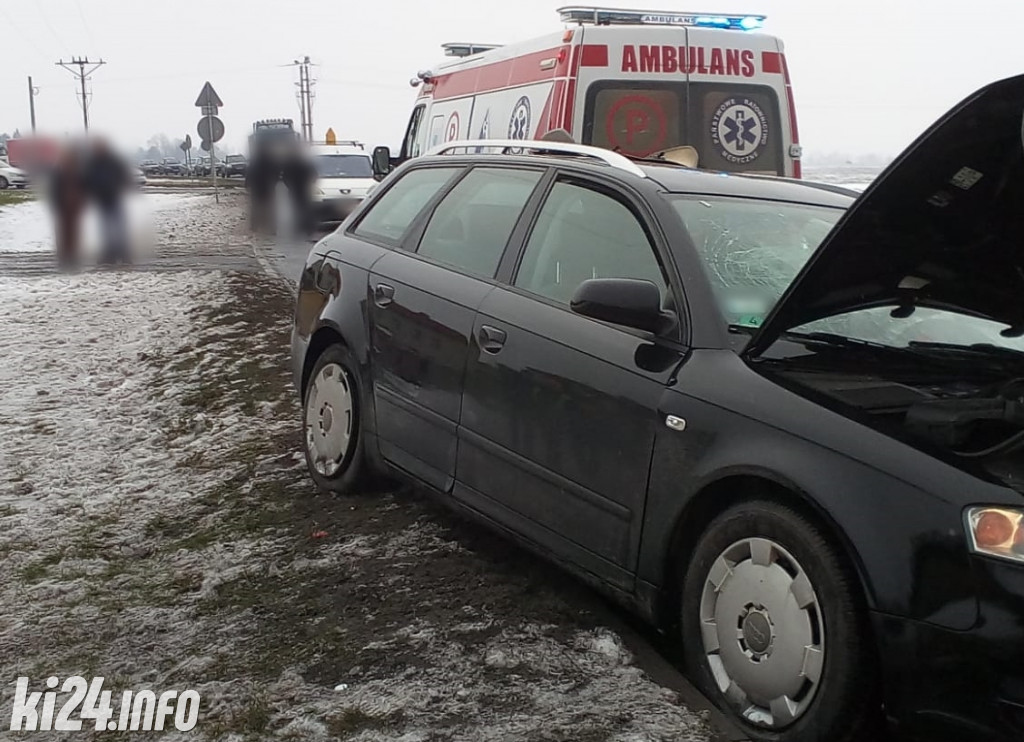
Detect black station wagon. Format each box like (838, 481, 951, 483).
(292, 75, 1024, 742)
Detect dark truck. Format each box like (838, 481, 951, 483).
(248, 118, 299, 156)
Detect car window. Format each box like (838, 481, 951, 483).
(515, 181, 668, 305)
(353, 167, 460, 245)
(670, 196, 842, 328)
(314, 155, 372, 178)
(402, 104, 426, 160)
(417, 168, 543, 279)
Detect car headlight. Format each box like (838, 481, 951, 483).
(965, 506, 1024, 563)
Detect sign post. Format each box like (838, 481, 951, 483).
(194, 81, 225, 203)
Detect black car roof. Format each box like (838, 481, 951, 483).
(413, 153, 856, 209)
(637, 163, 857, 207)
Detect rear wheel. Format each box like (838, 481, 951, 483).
(302, 344, 375, 494)
(0, 177, 9, 190)
(681, 500, 877, 742)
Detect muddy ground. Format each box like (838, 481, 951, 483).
(0, 192, 720, 741)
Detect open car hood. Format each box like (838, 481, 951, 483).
(746, 74, 1024, 356)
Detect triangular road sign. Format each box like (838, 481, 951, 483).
(194, 81, 224, 108)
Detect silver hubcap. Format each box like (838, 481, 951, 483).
(699, 537, 825, 729)
(305, 363, 354, 477)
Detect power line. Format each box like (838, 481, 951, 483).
(56, 57, 106, 133)
(0, 5, 50, 62)
(73, 0, 98, 49)
(36, 2, 69, 50)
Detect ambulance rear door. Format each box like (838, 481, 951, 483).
(685, 27, 794, 176)
(574, 23, 796, 176)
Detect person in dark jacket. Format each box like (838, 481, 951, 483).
(280, 143, 318, 236)
(245, 143, 280, 233)
(49, 145, 87, 270)
(83, 138, 132, 265)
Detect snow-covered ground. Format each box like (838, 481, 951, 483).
(0, 192, 209, 261)
(0, 194, 715, 741)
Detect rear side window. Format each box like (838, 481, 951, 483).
(353, 167, 459, 245)
(417, 167, 543, 279)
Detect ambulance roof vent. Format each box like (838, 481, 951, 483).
(441, 43, 504, 58)
(557, 6, 765, 31)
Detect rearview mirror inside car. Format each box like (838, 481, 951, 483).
(570, 278, 673, 334)
(372, 146, 392, 180)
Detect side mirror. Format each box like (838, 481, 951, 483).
(570, 278, 673, 334)
(372, 146, 392, 180)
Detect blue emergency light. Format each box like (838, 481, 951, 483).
(557, 6, 766, 31)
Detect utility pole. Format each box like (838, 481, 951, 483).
(27, 77, 39, 134)
(292, 56, 316, 142)
(56, 57, 106, 133)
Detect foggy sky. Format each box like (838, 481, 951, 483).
(2, 0, 1022, 159)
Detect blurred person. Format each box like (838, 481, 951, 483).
(49, 145, 87, 270)
(281, 142, 318, 237)
(246, 143, 280, 233)
(84, 138, 132, 265)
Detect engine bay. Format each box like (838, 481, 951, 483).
(781, 370, 1024, 460)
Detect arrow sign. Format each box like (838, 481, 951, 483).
(194, 81, 224, 108)
(197, 116, 225, 143)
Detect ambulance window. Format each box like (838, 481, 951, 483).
(417, 168, 543, 279)
(583, 84, 684, 157)
(354, 167, 461, 245)
(689, 84, 783, 175)
(427, 116, 447, 150)
(402, 104, 426, 160)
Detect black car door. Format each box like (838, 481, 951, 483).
(456, 173, 687, 589)
(367, 165, 546, 492)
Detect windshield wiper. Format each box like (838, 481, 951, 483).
(780, 330, 911, 354)
(907, 341, 1024, 363)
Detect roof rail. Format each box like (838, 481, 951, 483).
(557, 6, 765, 31)
(425, 140, 647, 178)
(441, 42, 503, 58)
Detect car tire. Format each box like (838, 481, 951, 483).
(681, 500, 877, 742)
(302, 343, 375, 494)
(0, 177, 9, 190)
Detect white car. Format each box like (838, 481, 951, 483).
(0, 161, 30, 189)
(309, 143, 377, 222)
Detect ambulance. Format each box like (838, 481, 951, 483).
(395, 6, 802, 177)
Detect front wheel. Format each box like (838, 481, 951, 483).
(0, 177, 9, 190)
(302, 344, 376, 494)
(681, 500, 877, 742)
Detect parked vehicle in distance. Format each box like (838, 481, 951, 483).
(158, 158, 185, 176)
(131, 166, 146, 187)
(308, 142, 375, 222)
(221, 154, 248, 178)
(192, 156, 221, 176)
(0, 160, 30, 189)
(296, 75, 1024, 742)
(139, 160, 162, 176)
